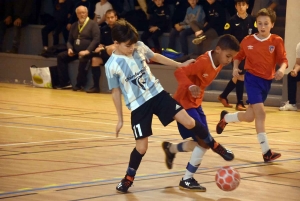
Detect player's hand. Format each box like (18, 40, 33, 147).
(274, 69, 284, 80)
(189, 85, 201, 98)
(178, 59, 195, 67)
(232, 68, 241, 77)
(115, 120, 123, 138)
(291, 69, 298, 77)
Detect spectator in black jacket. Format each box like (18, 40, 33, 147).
(41, 0, 72, 54)
(141, 0, 170, 53)
(0, 0, 6, 52)
(56, 6, 100, 91)
(3, 0, 34, 53)
(87, 9, 118, 93)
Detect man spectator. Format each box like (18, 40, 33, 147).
(3, 0, 34, 53)
(56, 6, 100, 91)
(87, 9, 117, 93)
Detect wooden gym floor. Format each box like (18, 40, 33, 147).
(0, 83, 299, 201)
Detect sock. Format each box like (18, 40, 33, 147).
(183, 146, 207, 180)
(257, 132, 270, 154)
(169, 141, 197, 153)
(224, 112, 240, 123)
(189, 121, 215, 149)
(220, 79, 236, 98)
(127, 148, 145, 177)
(236, 80, 244, 104)
(91, 66, 101, 89)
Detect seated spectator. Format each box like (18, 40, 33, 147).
(2, 0, 34, 53)
(41, 0, 72, 55)
(279, 42, 300, 111)
(171, 0, 190, 28)
(191, 0, 227, 55)
(251, 0, 278, 16)
(168, 0, 205, 55)
(141, 0, 170, 53)
(121, 0, 149, 31)
(87, 9, 118, 93)
(94, 0, 112, 27)
(56, 6, 100, 91)
(66, 0, 95, 32)
(0, 0, 6, 52)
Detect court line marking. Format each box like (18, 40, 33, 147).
(0, 158, 299, 197)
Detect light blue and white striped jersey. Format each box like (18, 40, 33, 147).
(105, 41, 164, 111)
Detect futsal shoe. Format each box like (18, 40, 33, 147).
(216, 110, 228, 134)
(212, 143, 234, 161)
(116, 175, 134, 193)
(218, 96, 233, 108)
(192, 34, 206, 45)
(179, 177, 206, 192)
(263, 150, 281, 162)
(279, 101, 298, 111)
(162, 141, 176, 169)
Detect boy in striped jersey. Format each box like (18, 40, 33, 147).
(105, 19, 234, 193)
(216, 8, 288, 162)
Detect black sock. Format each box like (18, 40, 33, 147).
(127, 148, 145, 176)
(91, 66, 101, 89)
(220, 79, 236, 98)
(236, 80, 244, 104)
(189, 121, 215, 149)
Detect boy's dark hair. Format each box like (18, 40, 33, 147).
(256, 8, 276, 23)
(234, 0, 249, 4)
(106, 9, 117, 16)
(111, 19, 138, 45)
(216, 34, 240, 52)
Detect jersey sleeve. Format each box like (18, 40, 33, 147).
(275, 37, 288, 66)
(137, 41, 155, 60)
(105, 60, 120, 90)
(174, 60, 201, 89)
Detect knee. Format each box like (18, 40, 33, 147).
(92, 57, 102, 66)
(136, 145, 147, 155)
(182, 117, 195, 129)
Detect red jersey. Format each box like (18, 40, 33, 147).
(235, 34, 288, 80)
(173, 51, 223, 109)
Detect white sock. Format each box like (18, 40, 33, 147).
(224, 112, 240, 123)
(169, 141, 197, 153)
(257, 132, 270, 154)
(183, 145, 207, 180)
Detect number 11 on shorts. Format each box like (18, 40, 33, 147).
(133, 124, 142, 138)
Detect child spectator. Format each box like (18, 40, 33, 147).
(141, 0, 170, 53)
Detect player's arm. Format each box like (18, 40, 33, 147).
(111, 87, 123, 137)
(174, 61, 202, 97)
(150, 53, 195, 68)
(232, 39, 246, 77)
(274, 38, 288, 80)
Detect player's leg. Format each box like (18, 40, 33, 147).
(154, 91, 234, 161)
(87, 57, 103, 93)
(116, 102, 153, 193)
(218, 76, 237, 108)
(235, 60, 247, 111)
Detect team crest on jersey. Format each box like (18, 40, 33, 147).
(224, 23, 230, 30)
(269, 45, 275, 53)
(131, 72, 146, 90)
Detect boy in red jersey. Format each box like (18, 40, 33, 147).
(216, 8, 288, 162)
(162, 34, 240, 191)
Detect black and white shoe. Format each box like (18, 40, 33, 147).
(179, 177, 206, 192)
(162, 141, 176, 169)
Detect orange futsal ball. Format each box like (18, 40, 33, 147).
(215, 166, 240, 191)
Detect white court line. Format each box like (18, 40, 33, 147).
(1, 112, 300, 145)
(0, 136, 110, 147)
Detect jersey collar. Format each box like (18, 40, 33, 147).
(254, 33, 271, 42)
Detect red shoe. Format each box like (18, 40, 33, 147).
(216, 110, 228, 134)
(218, 96, 233, 108)
(263, 150, 281, 162)
(236, 103, 247, 111)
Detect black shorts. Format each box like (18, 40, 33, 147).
(131, 90, 183, 140)
(238, 59, 246, 75)
(94, 49, 110, 64)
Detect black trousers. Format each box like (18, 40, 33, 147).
(57, 51, 89, 87)
(41, 20, 68, 47)
(288, 72, 300, 104)
(141, 29, 163, 51)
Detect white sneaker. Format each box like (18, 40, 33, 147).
(279, 101, 298, 111)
